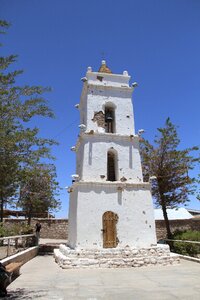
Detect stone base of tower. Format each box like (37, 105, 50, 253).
(54, 244, 180, 269)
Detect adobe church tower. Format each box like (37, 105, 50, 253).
(68, 61, 157, 249)
(54, 61, 179, 268)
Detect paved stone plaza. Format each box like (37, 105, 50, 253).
(8, 255, 200, 299)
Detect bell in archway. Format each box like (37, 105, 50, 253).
(105, 111, 113, 122)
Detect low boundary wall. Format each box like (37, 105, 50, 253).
(3, 218, 68, 239)
(2, 246, 39, 266)
(3, 218, 200, 241)
(156, 218, 200, 240)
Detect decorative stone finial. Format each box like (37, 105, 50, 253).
(123, 70, 129, 76)
(98, 60, 112, 74)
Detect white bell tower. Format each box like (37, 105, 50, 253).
(54, 61, 179, 268)
(67, 61, 157, 249)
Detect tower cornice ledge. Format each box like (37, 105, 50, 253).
(79, 132, 139, 141)
(87, 83, 133, 92)
(87, 71, 131, 81)
(72, 181, 151, 190)
(75, 133, 140, 150)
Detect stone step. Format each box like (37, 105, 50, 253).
(58, 245, 171, 259)
(39, 244, 60, 255)
(54, 245, 180, 269)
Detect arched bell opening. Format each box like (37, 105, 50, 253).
(107, 149, 118, 181)
(105, 105, 115, 133)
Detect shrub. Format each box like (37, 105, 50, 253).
(172, 230, 200, 257)
(0, 223, 33, 237)
(0, 223, 9, 237)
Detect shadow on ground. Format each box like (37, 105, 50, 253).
(6, 289, 52, 299)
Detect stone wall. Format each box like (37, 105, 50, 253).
(3, 218, 200, 241)
(3, 218, 68, 239)
(36, 219, 68, 239)
(155, 218, 200, 240)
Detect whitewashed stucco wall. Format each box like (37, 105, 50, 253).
(79, 70, 135, 135)
(76, 135, 143, 182)
(68, 182, 157, 249)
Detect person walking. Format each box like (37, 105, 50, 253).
(35, 221, 41, 245)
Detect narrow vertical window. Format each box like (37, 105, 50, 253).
(107, 150, 117, 181)
(105, 107, 115, 133)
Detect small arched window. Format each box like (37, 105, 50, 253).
(105, 106, 115, 133)
(107, 150, 118, 181)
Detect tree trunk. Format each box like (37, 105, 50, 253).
(0, 195, 4, 223)
(160, 199, 172, 239)
(27, 213, 32, 226)
(27, 207, 32, 225)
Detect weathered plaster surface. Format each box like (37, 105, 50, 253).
(92, 111, 105, 128)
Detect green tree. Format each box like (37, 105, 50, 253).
(197, 174, 200, 201)
(140, 118, 199, 239)
(0, 20, 59, 221)
(0, 20, 21, 217)
(18, 164, 61, 225)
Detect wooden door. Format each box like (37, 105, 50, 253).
(102, 211, 118, 248)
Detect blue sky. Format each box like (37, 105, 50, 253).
(1, 0, 200, 217)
